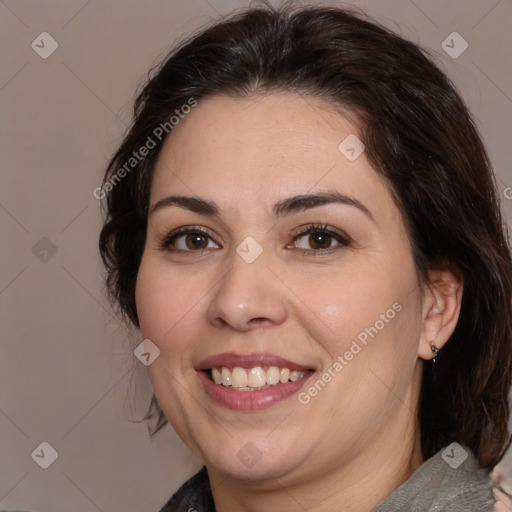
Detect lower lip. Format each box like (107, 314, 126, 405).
(197, 371, 314, 411)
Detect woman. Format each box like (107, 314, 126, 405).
(99, 3, 512, 511)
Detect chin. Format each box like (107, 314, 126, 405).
(199, 435, 310, 482)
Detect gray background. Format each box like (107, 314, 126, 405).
(1, 0, 511, 510)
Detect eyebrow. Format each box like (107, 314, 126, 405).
(149, 191, 374, 222)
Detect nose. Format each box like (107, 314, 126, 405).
(206, 253, 288, 331)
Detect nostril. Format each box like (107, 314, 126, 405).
(247, 317, 271, 327)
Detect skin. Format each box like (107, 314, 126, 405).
(135, 93, 463, 512)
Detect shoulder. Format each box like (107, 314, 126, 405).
(372, 444, 496, 512)
(158, 466, 214, 512)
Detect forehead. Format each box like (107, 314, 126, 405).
(150, 93, 386, 214)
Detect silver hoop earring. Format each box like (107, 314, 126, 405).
(430, 342, 440, 363)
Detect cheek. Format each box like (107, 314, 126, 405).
(292, 257, 419, 360)
(294, 271, 382, 331)
(135, 257, 200, 349)
(297, 269, 422, 417)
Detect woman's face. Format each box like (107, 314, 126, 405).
(136, 93, 426, 483)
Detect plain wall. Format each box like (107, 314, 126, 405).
(1, 0, 511, 510)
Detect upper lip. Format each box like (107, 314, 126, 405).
(196, 352, 314, 371)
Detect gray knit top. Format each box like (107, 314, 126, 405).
(159, 445, 496, 511)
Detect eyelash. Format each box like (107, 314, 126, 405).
(160, 223, 351, 256)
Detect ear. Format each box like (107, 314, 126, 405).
(418, 267, 463, 361)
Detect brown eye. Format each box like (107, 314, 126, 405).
(163, 228, 220, 252)
(185, 233, 209, 250)
(307, 232, 333, 250)
(293, 224, 351, 254)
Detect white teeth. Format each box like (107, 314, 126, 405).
(212, 367, 222, 384)
(266, 366, 280, 385)
(221, 367, 231, 386)
(210, 366, 309, 389)
(231, 367, 248, 388)
(248, 367, 266, 388)
(289, 370, 300, 382)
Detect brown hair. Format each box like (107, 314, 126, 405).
(99, 2, 512, 468)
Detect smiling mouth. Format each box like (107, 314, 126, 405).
(206, 366, 313, 391)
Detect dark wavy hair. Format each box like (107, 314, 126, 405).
(99, 2, 512, 469)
